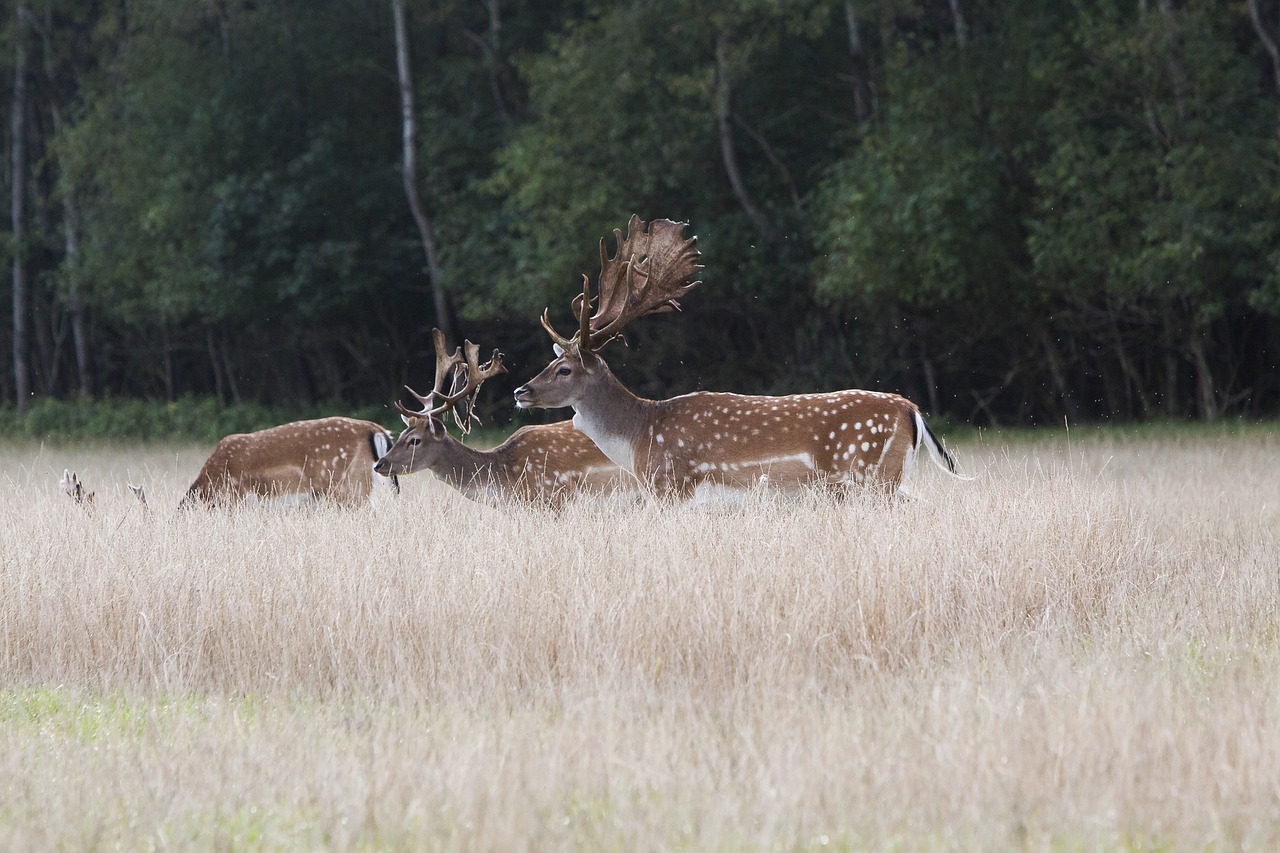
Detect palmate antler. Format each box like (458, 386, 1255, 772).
(541, 216, 702, 353)
(397, 328, 506, 434)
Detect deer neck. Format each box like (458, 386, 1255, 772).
(426, 434, 502, 490)
(569, 368, 651, 474)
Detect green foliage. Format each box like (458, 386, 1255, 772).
(0, 396, 398, 442)
(6, 0, 1280, 422)
(811, 70, 1012, 311)
(1027, 0, 1278, 322)
(57, 0, 411, 329)
(479, 2, 716, 319)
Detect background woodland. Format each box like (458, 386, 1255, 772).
(3, 0, 1279, 427)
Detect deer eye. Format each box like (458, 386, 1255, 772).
(556, 366, 572, 377)
(407, 437, 421, 447)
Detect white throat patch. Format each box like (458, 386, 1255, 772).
(572, 410, 634, 473)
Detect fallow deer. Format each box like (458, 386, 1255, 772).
(513, 215, 960, 501)
(60, 470, 150, 512)
(182, 417, 399, 508)
(374, 329, 630, 507)
(59, 469, 95, 508)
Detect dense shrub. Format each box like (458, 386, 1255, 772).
(0, 397, 399, 443)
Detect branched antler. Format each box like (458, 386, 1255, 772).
(542, 216, 702, 352)
(396, 329, 506, 434)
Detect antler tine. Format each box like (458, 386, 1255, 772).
(396, 328, 465, 419)
(540, 308, 576, 351)
(431, 328, 465, 401)
(396, 386, 431, 418)
(571, 273, 592, 346)
(540, 273, 594, 354)
(428, 339, 508, 432)
(586, 216, 703, 350)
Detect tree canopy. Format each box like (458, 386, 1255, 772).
(3, 0, 1278, 425)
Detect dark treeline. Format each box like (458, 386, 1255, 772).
(2, 0, 1278, 427)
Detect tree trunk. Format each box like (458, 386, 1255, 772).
(162, 325, 175, 403)
(1109, 318, 1151, 418)
(1163, 348, 1181, 417)
(11, 3, 31, 413)
(39, 5, 93, 398)
(1188, 335, 1219, 421)
(843, 0, 873, 125)
(948, 0, 968, 48)
(917, 336, 940, 416)
(220, 334, 242, 403)
(1039, 329, 1081, 424)
(461, 0, 511, 122)
(1157, 0, 1188, 123)
(715, 29, 780, 245)
(1247, 0, 1280, 140)
(392, 0, 455, 345)
(59, 171, 93, 397)
(207, 327, 226, 406)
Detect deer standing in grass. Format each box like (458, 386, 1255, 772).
(182, 417, 399, 508)
(513, 216, 960, 501)
(374, 330, 630, 507)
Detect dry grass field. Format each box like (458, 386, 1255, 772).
(1, 425, 1277, 851)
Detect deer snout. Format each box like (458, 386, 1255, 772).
(373, 457, 393, 476)
(513, 386, 534, 408)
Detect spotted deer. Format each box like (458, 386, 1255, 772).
(513, 215, 960, 501)
(182, 417, 399, 508)
(374, 330, 631, 506)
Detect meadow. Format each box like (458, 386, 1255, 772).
(1, 425, 1277, 850)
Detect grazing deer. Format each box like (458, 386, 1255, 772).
(59, 469, 95, 508)
(513, 215, 960, 501)
(60, 470, 151, 512)
(182, 417, 399, 508)
(374, 329, 630, 506)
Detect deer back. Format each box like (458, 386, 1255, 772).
(184, 416, 396, 507)
(628, 389, 928, 497)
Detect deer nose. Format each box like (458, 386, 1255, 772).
(513, 386, 531, 406)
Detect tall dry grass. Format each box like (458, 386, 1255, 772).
(1, 427, 1277, 850)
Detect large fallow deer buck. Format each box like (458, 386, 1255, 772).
(182, 417, 399, 508)
(513, 215, 961, 501)
(373, 329, 630, 507)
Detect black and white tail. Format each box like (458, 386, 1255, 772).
(369, 429, 401, 494)
(911, 411, 966, 478)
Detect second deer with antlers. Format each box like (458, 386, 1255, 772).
(374, 330, 631, 506)
(514, 215, 961, 501)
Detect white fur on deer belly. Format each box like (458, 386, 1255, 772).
(690, 482, 750, 507)
(695, 452, 815, 486)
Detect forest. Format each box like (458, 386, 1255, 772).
(2, 0, 1279, 427)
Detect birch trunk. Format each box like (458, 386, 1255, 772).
(715, 29, 780, 245)
(392, 0, 455, 345)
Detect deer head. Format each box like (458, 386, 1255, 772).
(60, 469, 95, 508)
(376, 329, 506, 476)
(515, 216, 701, 410)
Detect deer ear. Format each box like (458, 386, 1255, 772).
(552, 343, 565, 357)
(427, 416, 445, 437)
(401, 414, 412, 427)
